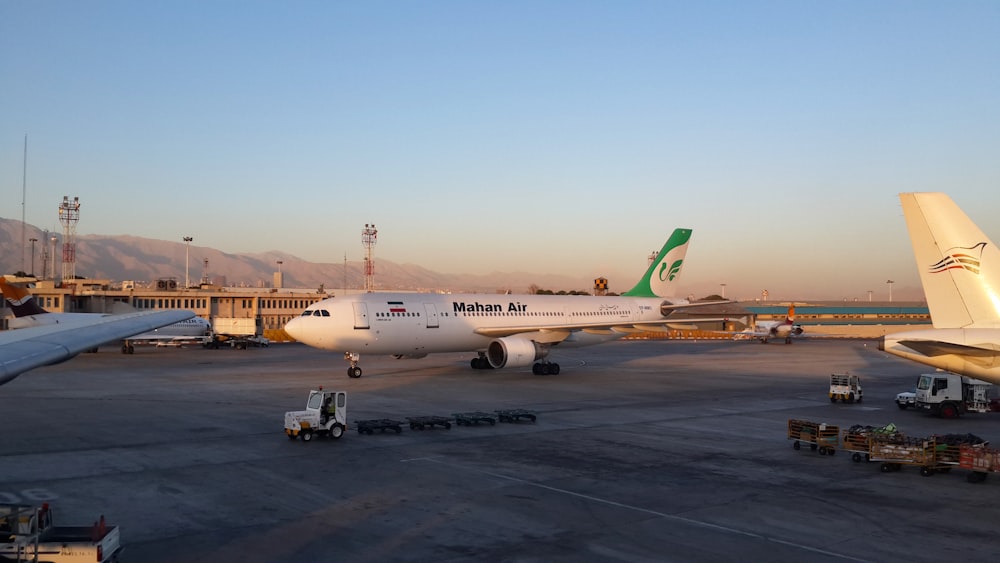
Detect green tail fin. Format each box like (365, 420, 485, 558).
(622, 228, 692, 298)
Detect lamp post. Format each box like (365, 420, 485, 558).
(277, 260, 283, 274)
(183, 237, 193, 288)
(29, 237, 37, 276)
(886, 279, 894, 302)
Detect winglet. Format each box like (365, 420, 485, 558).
(622, 228, 692, 298)
(0, 278, 49, 317)
(899, 193, 1000, 328)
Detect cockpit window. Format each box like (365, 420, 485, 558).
(321, 310, 330, 317)
(301, 310, 314, 316)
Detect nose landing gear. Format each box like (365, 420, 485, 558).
(344, 352, 363, 378)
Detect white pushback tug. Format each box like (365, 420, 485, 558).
(284, 389, 347, 442)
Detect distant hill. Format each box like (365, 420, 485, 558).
(0, 217, 584, 294)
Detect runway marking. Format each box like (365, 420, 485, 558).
(407, 457, 871, 562)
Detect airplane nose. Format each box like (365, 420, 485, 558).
(284, 318, 303, 341)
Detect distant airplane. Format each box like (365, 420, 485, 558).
(285, 228, 727, 377)
(0, 278, 194, 386)
(0, 278, 211, 354)
(879, 192, 1000, 386)
(734, 304, 803, 344)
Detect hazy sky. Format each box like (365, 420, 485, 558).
(2, 1, 998, 301)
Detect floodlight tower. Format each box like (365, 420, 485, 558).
(362, 223, 378, 293)
(58, 196, 80, 281)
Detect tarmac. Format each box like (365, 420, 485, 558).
(1, 338, 998, 562)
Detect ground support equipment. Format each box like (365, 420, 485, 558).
(842, 423, 901, 463)
(787, 419, 839, 455)
(406, 416, 453, 430)
(868, 435, 960, 476)
(453, 412, 497, 426)
(495, 409, 537, 423)
(355, 419, 404, 435)
(959, 444, 1000, 483)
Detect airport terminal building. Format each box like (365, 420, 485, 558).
(1, 277, 932, 341)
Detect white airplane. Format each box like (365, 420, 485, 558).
(736, 304, 803, 344)
(0, 278, 211, 354)
(0, 280, 193, 387)
(285, 228, 727, 378)
(879, 192, 1000, 386)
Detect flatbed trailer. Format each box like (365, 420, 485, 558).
(787, 419, 839, 455)
(960, 444, 1000, 483)
(354, 419, 404, 435)
(453, 412, 497, 426)
(406, 416, 452, 430)
(496, 409, 537, 423)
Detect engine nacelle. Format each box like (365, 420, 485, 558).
(486, 337, 547, 369)
(791, 325, 804, 336)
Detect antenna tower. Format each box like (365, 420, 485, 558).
(58, 196, 80, 280)
(362, 223, 377, 292)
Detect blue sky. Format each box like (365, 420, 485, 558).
(2, 1, 998, 301)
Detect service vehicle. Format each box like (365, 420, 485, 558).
(1, 503, 122, 563)
(284, 389, 347, 441)
(829, 373, 863, 403)
(896, 389, 916, 409)
(915, 372, 996, 418)
(209, 316, 266, 349)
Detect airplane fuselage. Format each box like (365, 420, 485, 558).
(285, 292, 672, 356)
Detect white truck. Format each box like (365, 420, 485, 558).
(829, 373, 863, 403)
(915, 372, 996, 418)
(1, 503, 122, 563)
(284, 390, 347, 442)
(209, 316, 267, 349)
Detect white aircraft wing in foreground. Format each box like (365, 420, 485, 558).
(0, 309, 194, 386)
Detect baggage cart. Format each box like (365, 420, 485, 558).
(406, 416, 452, 430)
(496, 409, 537, 423)
(355, 419, 404, 435)
(841, 423, 901, 463)
(959, 444, 1000, 483)
(787, 419, 839, 455)
(453, 412, 497, 426)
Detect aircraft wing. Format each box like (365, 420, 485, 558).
(0, 310, 194, 386)
(473, 316, 748, 340)
(896, 339, 1000, 358)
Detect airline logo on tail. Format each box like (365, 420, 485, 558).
(659, 259, 683, 282)
(929, 242, 987, 275)
(0, 279, 48, 316)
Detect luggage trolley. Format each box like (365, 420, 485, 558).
(960, 444, 1000, 483)
(788, 419, 839, 456)
(868, 435, 957, 476)
(842, 423, 901, 463)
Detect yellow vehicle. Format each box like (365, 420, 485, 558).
(829, 373, 863, 403)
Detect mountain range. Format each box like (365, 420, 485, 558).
(0, 217, 585, 294)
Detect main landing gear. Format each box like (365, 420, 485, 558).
(531, 362, 560, 375)
(344, 352, 363, 378)
(470, 353, 494, 370)
(469, 353, 561, 375)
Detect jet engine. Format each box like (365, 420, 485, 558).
(486, 336, 547, 369)
(791, 325, 804, 336)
